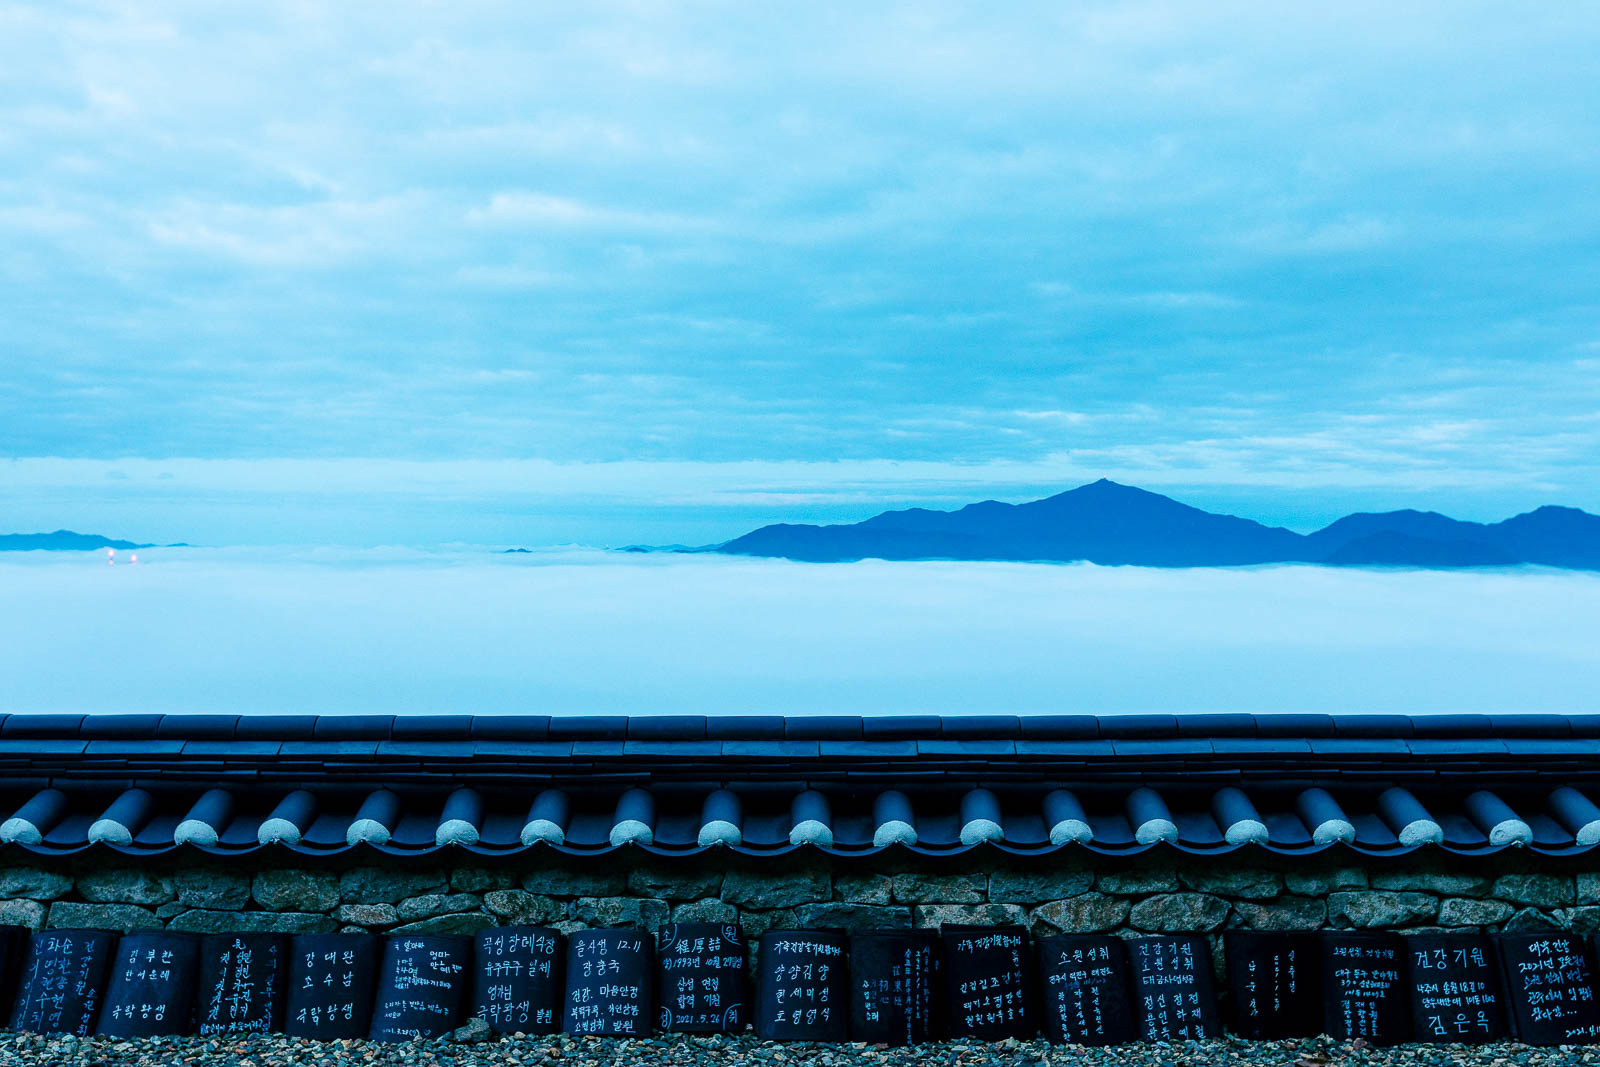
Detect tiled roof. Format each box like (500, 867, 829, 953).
(1, 713, 1598, 859)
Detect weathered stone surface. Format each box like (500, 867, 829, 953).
(254, 869, 340, 912)
(1438, 898, 1516, 926)
(1095, 867, 1177, 894)
(397, 893, 481, 922)
(1493, 873, 1573, 908)
(1178, 867, 1282, 901)
(336, 904, 398, 926)
(1577, 873, 1600, 905)
(988, 868, 1093, 904)
(1555, 907, 1600, 934)
(451, 1016, 492, 1044)
(834, 874, 892, 905)
(1328, 891, 1438, 929)
(1129, 893, 1231, 933)
(75, 869, 174, 906)
(1029, 894, 1128, 934)
(737, 908, 799, 939)
(794, 903, 911, 931)
(522, 870, 627, 897)
(912, 904, 1028, 929)
(1285, 868, 1367, 896)
(721, 869, 829, 909)
(1369, 871, 1490, 897)
(0, 868, 72, 901)
(0, 899, 46, 930)
(168, 909, 336, 934)
(173, 869, 251, 910)
(1231, 896, 1326, 931)
(626, 867, 723, 901)
(48, 902, 160, 931)
(155, 902, 185, 919)
(570, 896, 668, 930)
(451, 868, 516, 894)
(483, 890, 562, 926)
(339, 867, 448, 904)
(671, 898, 738, 924)
(889, 873, 985, 904)
(392, 913, 498, 935)
(1502, 907, 1558, 932)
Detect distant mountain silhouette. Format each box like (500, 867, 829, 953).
(714, 479, 1600, 569)
(0, 530, 152, 552)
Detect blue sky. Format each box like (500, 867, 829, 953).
(3, 3, 1599, 545)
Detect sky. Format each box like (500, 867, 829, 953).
(3, 3, 1599, 545)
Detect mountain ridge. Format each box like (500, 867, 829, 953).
(0, 530, 154, 552)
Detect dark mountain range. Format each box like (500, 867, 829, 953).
(0, 530, 152, 552)
(714, 479, 1600, 569)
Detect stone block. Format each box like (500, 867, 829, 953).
(173, 869, 251, 911)
(1554, 907, 1600, 934)
(793, 903, 911, 932)
(521, 870, 627, 897)
(337, 904, 398, 926)
(167, 909, 336, 934)
(74, 869, 174, 906)
(912, 903, 1028, 929)
(254, 869, 340, 912)
(1502, 907, 1559, 932)
(397, 893, 481, 922)
(483, 890, 563, 926)
(392, 913, 498, 935)
(451, 868, 517, 893)
(1178, 867, 1283, 901)
(1328, 891, 1438, 929)
(1493, 873, 1573, 908)
(1438, 898, 1515, 927)
(1029, 894, 1128, 934)
(570, 896, 668, 930)
(338, 867, 448, 904)
(1095, 867, 1177, 894)
(0, 899, 46, 930)
(988, 868, 1093, 904)
(1284, 868, 1367, 896)
(0, 868, 72, 901)
(1369, 870, 1490, 897)
(47, 902, 161, 931)
(1577, 872, 1600, 905)
(834, 874, 892, 905)
(721, 869, 830, 908)
(626, 867, 723, 901)
(1231, 896, 1326, 931)
(1129, 893, 1231, 933)
(889, 873, 985, 904)
(670, 898, 738, 924)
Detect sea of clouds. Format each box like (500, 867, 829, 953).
(2, 548, 1596, 716)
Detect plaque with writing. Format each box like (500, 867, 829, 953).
(195, 933, 286, 1035)
(1035, 933, 1135, 1046)
(1129, 935, 1221, 1041)
(656, 922, 746, 1033)
(563, 929, 654, 1036)
(1497, 933, 1600, 1046)
(849, 930, 933, 1045)
(1408, 933, 1507, 1043)
(472, 926, 563, 1034)
(284, 933, 380, 1040)
(369, 934, 471, 1041)
(8, 929, 116, 1036)
(96, 932, 201, 1037)
(755, 929, 848, 1041)
(1223, 931, 1320, 1039)
(0, 926, 29, 1019)
(921, 929, 948, 1039)
(1320, 931, 1410, 1044)
(941, 924, 1033, 1041)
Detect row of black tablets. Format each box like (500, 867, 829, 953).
(2, 924, 1599, 1047)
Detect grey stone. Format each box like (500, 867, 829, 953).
(0, 868, 72, 901)
(736, 908, 799, 940)
(626, 867, 723, 901)
(1129, 893, 1231, 933)
(1095, 868, 1177, 894)
(721, 869, 830, 909)
(47, 902, 160, 931)
(337, 904, 399, 926)
(988, 868, 1093, 905)
(670, 898, 738, 924)
(254, 869, 340, 912)
(1577, 873, 1600, 905)
(1369, 870, 1491, 897)
(1029, 894, 1129, 934)
(392, 913, 498, 935)
(173, 869, 251, 911)
(1284, 868, 1367, 896)
(570, 896, 669, 930)
(1502, 907, 1559, 932)
(1177, 867, 1283, 901)
(451, 1016, 492, 1044)
(483, 890, 562, 926)
(912, 904, 1028, 929)
(793, 903, 911, 932)
(1555, 907, 1600, 934)
(74, 869, 174, 906)
(1231, 896, 1326, 931)
(521, 870, 627, 897)
(451, 869, 516, 894)
(339, 867, 448, 904)
(834, 875, 892, 905)
(889, 873, 985, 904)
(0, 899, 46, 930)
(1493, 873, 1573, 908)
(1439, 898, 1516, 927)
(167, 909, 337, 934)
(397, 893, 481, 922)
(155, 902, 186, 919)
(1328, 891, 1438, 929)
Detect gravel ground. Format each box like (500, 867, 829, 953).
(0, 1033, 1594, 1067)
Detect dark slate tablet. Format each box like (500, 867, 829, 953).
(1497, 932, 1600, 1046)
(8, 929, 116, 1036)
(1320, 931, 1410, 1045)
(0, 926, 29, 1019)
(921, 929, 949, 1040)
(1129, 935, 1221, 1041)
(1035, 934, 1134, 1046)
(368, 934, 472, 1041)
(656, 922, 747, 1034)
(1408, 933, 1508, 1044)
(563, 929, 654, 1036)
(96, 932, 201, 1038)
(849, 930, 934, 1045)
(284, 933, 380, 1040)
(195, 933, 287, 1036)
(754, 929, 848, 1041)
(1223, 931, 1321, 1039)
(472, 926, 564, 1034)
(940, 924, 1034, 1041)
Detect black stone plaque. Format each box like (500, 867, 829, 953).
(849, 930, 934, 1045)
(0, 926, 29, 1020)
(96, 932, 201, 1037)
(921, 928, 948, 1039)
(941, 924, 1034, 1040)
(368, 934, 471, 1041)
(1408, 933, 1508, 1043)
(1498, 932, 1600, 1046)
(656, 922, 746, 1033)
(562, 929, 654, 1036)
(1223, 931, 1320, 1039)
(754, 929, 848, 1041)
(284, 933, 380, 1040)
(472, 926, 564, 1034)
(8, 929, 116, 1036)
(195, 933, 287, 1035)
(1035, 934, 1135, 1046)
(1129, 935, 1221, 1041)
(1320, 931, 1410, 1044)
